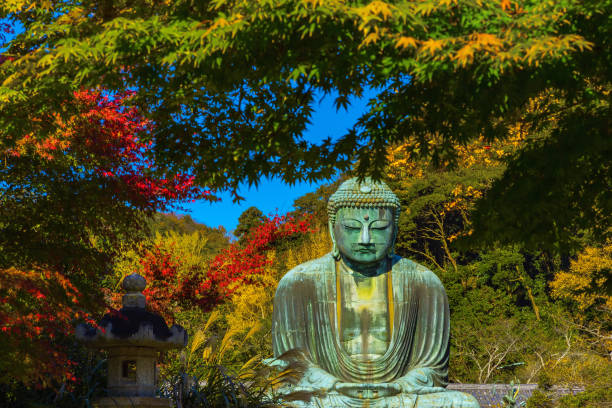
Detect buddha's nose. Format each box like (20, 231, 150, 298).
(359, 225, 371, 244)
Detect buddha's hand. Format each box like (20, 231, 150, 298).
(397, 368, 446, 394)
(334, 382, 402, 398)
(299, 366, 340, 391)
(281, 367, 339, 402)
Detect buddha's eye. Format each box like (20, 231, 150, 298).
(370, 220, 390, 229)
(341, 220, 361, 230)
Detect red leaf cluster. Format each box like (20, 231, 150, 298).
(8, 89, 215, 212)
(136, 214, 313, 320)
(192, 213, 313, 311)
(71, 90, 213, 211)
(138, 243, 183, 321)
(0, 268, 92, 386)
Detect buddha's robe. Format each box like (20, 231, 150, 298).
(272, 253, 479, 408)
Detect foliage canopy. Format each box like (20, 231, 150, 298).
(1, 0, 610, 248)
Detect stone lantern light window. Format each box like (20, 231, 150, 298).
(122, 360, 137, 381)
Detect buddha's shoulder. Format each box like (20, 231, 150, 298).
(392, 256, 444, 287)
(277, 253, 334, 286)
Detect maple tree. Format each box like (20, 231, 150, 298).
(199, 213, 313, 303)
(0, 89, 210, 385)
(1, 0, 609, 249)
(113, 213, 313, 322)
(0, 268, 86, 386)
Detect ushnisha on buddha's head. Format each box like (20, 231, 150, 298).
(327, 178, 401, 269)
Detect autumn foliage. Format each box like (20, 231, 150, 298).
(0, 89, 211, 386)
(135, 214, 313, 321)
(198, 214, 312, 304)
(0, 268, 91, 386)
(8, 90, 213, 211)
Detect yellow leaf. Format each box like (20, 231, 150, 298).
(454, 44, 475, 66)
(201, 346, 212, 360)
(415, 1, 437, 16)
(372, 1, 394, 20)
(239, 355, 261, 372)
(396, 36, 419, 50)
(471, 33, 503, 50)
(420, 39, 445, 56)
(523, 44, 541, 65)
(203, 310, 220, 333)
(361, 32, 380, 47)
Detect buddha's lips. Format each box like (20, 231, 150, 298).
(351, 244, 377, 252)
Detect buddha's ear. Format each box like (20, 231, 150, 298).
(329, 219, 340, 260)
(388, 211, 399, 259)
(387, 226, 398, 259)
(393, 221, 399, 245)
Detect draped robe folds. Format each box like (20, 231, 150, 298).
(272, 253, 480, 408)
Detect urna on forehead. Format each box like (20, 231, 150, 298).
(327, 177, 401, 225)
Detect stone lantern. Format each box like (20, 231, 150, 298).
(77, 273, 187, 408)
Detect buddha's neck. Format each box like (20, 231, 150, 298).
(339, 256, 390, 277)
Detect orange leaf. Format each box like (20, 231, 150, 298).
(501, 0, 512, 11)
(454, 44, 475, 66)
(395, 36, 419, 49)
(420, 39, 445, 56)
(471, 33, 504, 50)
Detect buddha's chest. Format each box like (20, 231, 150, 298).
(337, 271, 392, 360)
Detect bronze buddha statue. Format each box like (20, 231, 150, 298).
(271, 178, 480, 408)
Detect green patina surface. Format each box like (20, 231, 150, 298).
(271, 178, 481, 408)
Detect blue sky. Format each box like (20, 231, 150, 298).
(181, 90, 374, 234)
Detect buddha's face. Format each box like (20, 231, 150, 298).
(333, 207, 395, 265)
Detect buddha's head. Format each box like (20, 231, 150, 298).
(328, 178, 400, 268)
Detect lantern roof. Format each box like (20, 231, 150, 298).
(76, 274, 187, 350)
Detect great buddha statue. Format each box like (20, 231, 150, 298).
(271, 178, 480, 408)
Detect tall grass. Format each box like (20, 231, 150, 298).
(160, 313, 282, 408)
